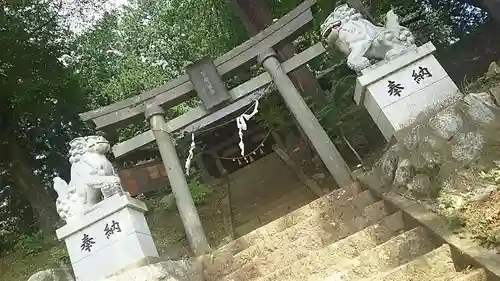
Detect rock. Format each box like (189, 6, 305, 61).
(407, 174, 435, 198)
(486, 61, 500, 78)
(312, 173, 326, 182)
(350, 168, 366, 180)
(394, 159, 413, 186)
(416, 137, 447, 168)
(400, 124, 428, 151)
(489, 85, 500, 106)
(438, 193, 465, 211)
(449, 194, 465, 210)
(451, 131, 485, 166)
(105, 259, 203, 281)
(376, 145, 399, 186)
(160, 194, 176, 210)
(419, 150, 441, 167)
(462, 93, 496, 123)
(428, 106, 463, 140)
(28, 268, 74, 281)
(470, 185, 496, 203)
(440, 178, 455, 194)
(473, 92, 496, 107)
(423, 134, 448, 152)
(407, 150, 427, 170)
(437, 162, 464, 193)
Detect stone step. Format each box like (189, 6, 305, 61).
(234, 189, 315, 237)
(436, 269, 487, 281)
(233, 187, 312, 225)
(255, 210, 405, 281)
(360, 244, 456, 281)
(205, 182, 363, 258)
(222, 200, 393, 281)
(308, 226, 435, 281)
(205, 188, 374, 281)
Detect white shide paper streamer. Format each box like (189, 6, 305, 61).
(184, 133, 195, 176)
(236, 100, 259, 157)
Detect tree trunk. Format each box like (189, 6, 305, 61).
(6, 136, 60, 235)
(233, 0, 326, 105)
(0, 98, 60, 235)
(233, 0, 327, 161)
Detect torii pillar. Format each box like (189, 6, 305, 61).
(145, 104, 211, 256)
(258, 48, 353, 188)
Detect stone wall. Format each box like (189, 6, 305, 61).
(372, 89, 500, 202)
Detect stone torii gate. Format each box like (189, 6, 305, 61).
(79, 0, 352, 256)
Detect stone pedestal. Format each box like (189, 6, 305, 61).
(354, 42, 462, 141)
(56, 194, 159, 281)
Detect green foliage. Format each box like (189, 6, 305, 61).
(47, 244, 70, 267)
(0, 0, 495, 267)
(0, 0, 95, 241)
(314, 65, 387, 162)
(256, 93, 295, 132)
(142, 196, 171, 213)
(143, 173, 212, 213)
(0, 1, 495, 280)
(69, 0, 248, 142)
(14, 233, 43, 257)
(188, 177, 213, 205)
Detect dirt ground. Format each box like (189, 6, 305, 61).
(415, 167, 500, 251)
(462, 190, 500, 249)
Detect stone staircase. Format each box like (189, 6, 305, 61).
(201, 183, 489, 281)
(232, 187, 316, 237)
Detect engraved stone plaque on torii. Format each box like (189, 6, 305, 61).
(186, 57, 231, 110)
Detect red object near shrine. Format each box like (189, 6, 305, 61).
(117, 160, 170, 196)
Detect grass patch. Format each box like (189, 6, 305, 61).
(0, 242, 69, 281)
(0, 180, 214, 281)
(0, 218, 192, 281)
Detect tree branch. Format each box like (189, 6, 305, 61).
(31, 0, 63, 35)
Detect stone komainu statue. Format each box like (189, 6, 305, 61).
(53, 136, 124, 222)
(320, 4, 416, 72)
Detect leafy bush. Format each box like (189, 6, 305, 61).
(256, 92, 295, 132)
(48, 244, 70, 267)
(143, 172, 212, 213)
(143, 196, 168, 213)
(15, 233, 43, 257)
(189, 179, 212, 205)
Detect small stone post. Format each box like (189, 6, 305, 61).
(258, 48, 353, 188)
(145, 103, 211, 256)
